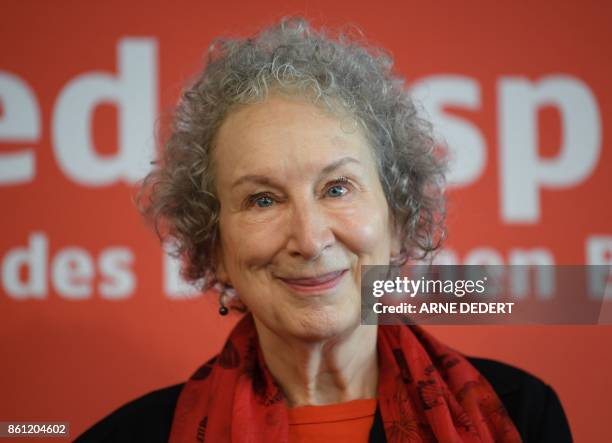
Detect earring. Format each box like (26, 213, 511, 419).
(218, 286, 229, 316)
(216, 282, 247, 315)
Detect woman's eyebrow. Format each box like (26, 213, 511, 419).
(231, 156, 362, 189)
(231, 175, 279, 190)
(318, 156, 361, 179)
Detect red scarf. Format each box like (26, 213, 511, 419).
(169, 315, 522, 442)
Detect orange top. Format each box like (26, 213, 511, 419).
(287, 399, 377, 443)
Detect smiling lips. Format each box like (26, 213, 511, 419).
(279, 270, 347, 294)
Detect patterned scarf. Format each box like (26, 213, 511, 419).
(169, 314, 522, 442)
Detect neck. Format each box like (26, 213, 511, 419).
(254, 320, 379, 407)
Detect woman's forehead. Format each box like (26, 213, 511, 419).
(213, 96, 376, 181)
(217, 95, 362, 146)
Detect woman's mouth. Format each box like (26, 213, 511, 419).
(278, 270, 348, 294)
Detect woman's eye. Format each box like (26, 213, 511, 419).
(326, 184, 348, 198)
(253, 195, 274, 208)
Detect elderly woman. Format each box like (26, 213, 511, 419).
(77, 18, 571, 443)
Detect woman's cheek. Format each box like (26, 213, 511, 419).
(336, 208, 389, 255)
(226, 214, 286, 268)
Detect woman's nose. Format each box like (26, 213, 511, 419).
(286, 201, 335, 260)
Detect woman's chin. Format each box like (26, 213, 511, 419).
(283, 308, 361, 342)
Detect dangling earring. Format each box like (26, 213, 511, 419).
(215, 282, 247, 315)
(218, 285, 229, 316)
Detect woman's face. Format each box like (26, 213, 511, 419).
(214, 95, 400, 341)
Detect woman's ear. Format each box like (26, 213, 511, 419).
(214, 244, 231, 285)
(389, 217, 403, 262)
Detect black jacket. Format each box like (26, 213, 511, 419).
(76, 357, 572, 442)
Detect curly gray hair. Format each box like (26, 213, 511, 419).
(140, 17, 446, 290)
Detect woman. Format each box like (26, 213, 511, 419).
(77, 18, 572, 442)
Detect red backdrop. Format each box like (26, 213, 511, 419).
(1, 1, 611, 441)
